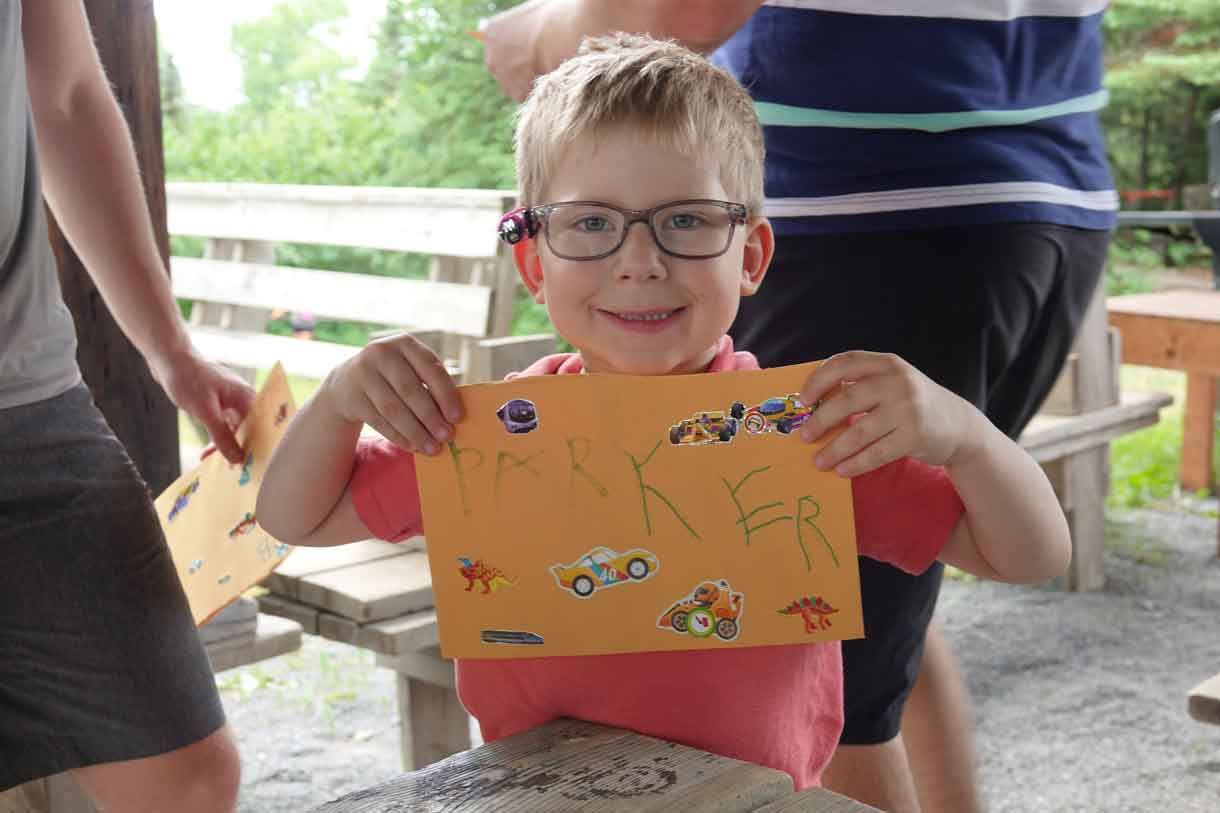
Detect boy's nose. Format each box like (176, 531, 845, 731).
(615, 222, 667, 280)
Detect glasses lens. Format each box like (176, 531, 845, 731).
(544, 204, 625, 259)
(652, 202, 735, 258)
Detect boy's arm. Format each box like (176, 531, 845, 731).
(801, 351, 1070, 585)
(256, 387, 370, 548)
(936, 410, 1071, 584)
(257, 333, 460, 548)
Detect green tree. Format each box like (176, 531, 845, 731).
(230, 0, 354, 111)
(1102, 0, 1220, 204)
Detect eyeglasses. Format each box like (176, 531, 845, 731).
(498, 199, 748, 261)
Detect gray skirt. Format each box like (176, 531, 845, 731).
(0, 383, 225, 790)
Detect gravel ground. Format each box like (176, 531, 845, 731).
(221, 500, 1220, 812)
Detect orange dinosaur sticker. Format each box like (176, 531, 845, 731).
(458, 557, 515, 594)
(777, 596, 839, 633)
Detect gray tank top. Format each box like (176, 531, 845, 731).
(0, 0, 81, 409)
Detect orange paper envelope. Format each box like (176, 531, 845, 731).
(415, 361, 862, 659)
(154, 363, 297, 625)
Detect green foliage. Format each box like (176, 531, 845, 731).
(1102, 0, 1220, 200)
(1106, 367, 1220, 510)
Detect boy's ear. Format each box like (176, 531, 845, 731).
(739, 216, 774, 297)
(513, 239, 546, 304)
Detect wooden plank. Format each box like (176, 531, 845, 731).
(317, 612, 360, 645)
(377, 647, 454, 690)
(1188, 673, 1220, 726)
(753, 786, 881, 812)
(207, 614, 302, 673)
(309, 719, 793, 812)
(167, 183, 516, 259)
(1054, 450, 1108, 592)
(264, 539, 411, 599)
(256, 593, 320, 635)
(1075, 284, 1118, 412)
(1107, 289, 1220, 323)
(357, 610, 440, 655)
(467, 334, 557, 384)
(1107, 291, 1220, 378)
(1181, 373, 1217, 493)
(1041, 328, 1122, 417)
(396, 675, 472, 771)
(1018, 390, 1172, 463)
(186, 325, 464, 382)
(296, 552, 435, 623)
(172, 257, 494, 337)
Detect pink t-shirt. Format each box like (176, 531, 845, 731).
(350, 336, 964, 789)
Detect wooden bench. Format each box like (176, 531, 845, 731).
(309, 718, 880, 812)
(167, 182, 554, 385)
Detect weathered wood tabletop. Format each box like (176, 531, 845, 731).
(310, 719, 879, 812)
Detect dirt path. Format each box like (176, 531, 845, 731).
(222, 500, 1220, 812)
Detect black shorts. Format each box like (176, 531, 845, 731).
(0, 384, 226, 790)
(730, 222, 1109, 744)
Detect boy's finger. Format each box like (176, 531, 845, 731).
(365, 375, 440, 453)
(814, 411, 891, 471)
(830, 430, 905, 478)
(365, 412, 421, 454)
(801, 378, 879, 443)
(408, 347, 463, 424)
(379, 365, 452, 447)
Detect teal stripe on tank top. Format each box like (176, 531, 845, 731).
(755, 89, 1109, 133)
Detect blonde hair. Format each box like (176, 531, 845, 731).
(515, 33, 765, 214)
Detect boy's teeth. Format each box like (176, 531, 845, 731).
(617, 311, 673, 321)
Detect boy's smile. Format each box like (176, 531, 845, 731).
(514, 127, 773, 376)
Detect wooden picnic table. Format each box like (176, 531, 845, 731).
(309, 719, 879, 812)
(1106, 289, 1219, 508)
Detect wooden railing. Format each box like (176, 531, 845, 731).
(166, 182, 554, 385)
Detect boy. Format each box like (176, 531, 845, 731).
(257, 34, 1070, 790)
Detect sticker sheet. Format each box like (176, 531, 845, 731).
(154, 363, 297, 626)
(415, 361, 863, 659)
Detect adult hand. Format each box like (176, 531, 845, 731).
(153, 349, 256, 465)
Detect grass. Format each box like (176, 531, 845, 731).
(1108, 365, 1219, 510)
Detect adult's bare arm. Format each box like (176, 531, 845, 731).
(21, 0, 253, 463)
(484, 0, 763, 101)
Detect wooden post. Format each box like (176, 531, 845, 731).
(49, 0, 178, 494)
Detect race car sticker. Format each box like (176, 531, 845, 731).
(549, 546, 660, 598)
(656, 579, 745, 642)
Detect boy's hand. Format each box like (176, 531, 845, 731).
(798, 351, 977, 477)
(320, 332, 463, 455)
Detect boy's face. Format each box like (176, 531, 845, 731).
(514, 129, 773, 375)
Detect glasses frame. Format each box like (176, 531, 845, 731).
(509, 199, 749, 261)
